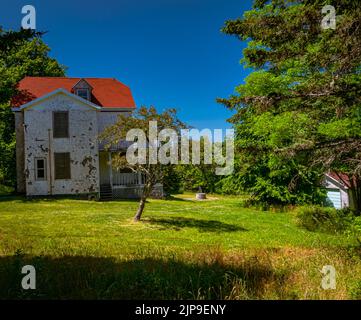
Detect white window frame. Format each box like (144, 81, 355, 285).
(76, 88, 90, 100)
(35, 157, 47, 181)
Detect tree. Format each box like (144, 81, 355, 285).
(218, 0, 361, 211)
(176, 137, 223, 193)
(101, 106, 187, 221)
(0, 28, 65, 187)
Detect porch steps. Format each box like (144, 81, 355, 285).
(100, 184, 113, 201)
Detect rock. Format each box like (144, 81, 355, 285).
(196, 193, 207, 200)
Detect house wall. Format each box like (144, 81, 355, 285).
(97, 111, 129, 134)
(23, 92, 99, 196)
(97, 111, 131, 151)
(15, 112, 25, 193)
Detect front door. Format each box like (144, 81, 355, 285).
(99, 152, 111, 185)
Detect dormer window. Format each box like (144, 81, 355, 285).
(72, 78, 93, 101)
(76, 88, 90, 101)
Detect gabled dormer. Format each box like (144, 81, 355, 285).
(72, 78, 93, 101)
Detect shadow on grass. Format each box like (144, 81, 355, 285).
(0, 253, 289, 300)
(164, 195, 189, 202)
(104, 198, 144, 203)
(145, 217, 247, 233)
(0, 195, 24, 202)
(0, 195, 92, 203)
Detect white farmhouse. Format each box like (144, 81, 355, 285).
(12, 77, 161, 200)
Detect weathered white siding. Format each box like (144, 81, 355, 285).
(15, 112, 25, 193)
(325, 177, 349, 208)
(97, 111, 129, 134)
(23, 92, 99, 196)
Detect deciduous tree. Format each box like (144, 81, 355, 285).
(0, 28, 65, 187)
(101, 106, 186, 221)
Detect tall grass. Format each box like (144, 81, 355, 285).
(0, 247, 360, 300)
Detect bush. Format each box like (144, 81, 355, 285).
(349, 280, 361, 299)
(162, 166, 182, 195)
(296, 206, 354, 234)
(346, 216, 361, 245)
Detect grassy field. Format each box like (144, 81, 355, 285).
(0, 194, 360, 299)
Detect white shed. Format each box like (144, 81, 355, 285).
(324, 173, 350, 209)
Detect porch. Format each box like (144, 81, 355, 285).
(99, 152, 143, 200)
(99, 152, 163, 200)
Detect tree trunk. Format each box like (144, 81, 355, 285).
(348, 175, 361, 215)
(133, 182, 152, 222)
(134, 197, 146, 222)
(353, 178, 361, 215)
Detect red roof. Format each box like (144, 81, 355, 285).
(12, 77, 136, 109)
(327, 172, 353, 188)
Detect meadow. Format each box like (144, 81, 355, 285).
(0, 194, 360, 299)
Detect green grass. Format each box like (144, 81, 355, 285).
(0, 194, 360, 299)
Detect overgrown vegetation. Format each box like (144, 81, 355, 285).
(218, 0, 361, 211)
(0, 28, 65, 188)
(296, 206, 354, 234)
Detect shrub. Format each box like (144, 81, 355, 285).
(349, 280, 361, 299)
(346, 216, 361, 245)
(296, 206, 354, 234)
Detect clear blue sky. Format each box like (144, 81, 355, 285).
(1, 0, 252, 131)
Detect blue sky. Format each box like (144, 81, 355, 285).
(1, 0, 252, 131)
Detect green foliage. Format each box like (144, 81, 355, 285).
(219, 0, 361, 208)
(349, 280, 361, 300)
(296, 206, 354, 234)
(345, 216, 361, 245)
(162, 165, 182, 195)
(0, 28, 65, 187)
(174, 138, 224, 193)
(176, 164, 222, 193)
(215, 174, 244, 195)
(0, 184, 14, 195)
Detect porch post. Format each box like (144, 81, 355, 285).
(109, 152, 113, 188)
(138, 171, 142, 185)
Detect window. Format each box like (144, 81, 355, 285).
(54, 152, 71, 180)
(35, 158, 46, 180)
(76, 89, 90, 100)
(53, 111, 69, 138)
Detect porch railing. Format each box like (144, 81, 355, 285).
(112, 172, 143, 186)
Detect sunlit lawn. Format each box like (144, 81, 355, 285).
(0, 194, 353, 256)
(0, 194, 360, 299)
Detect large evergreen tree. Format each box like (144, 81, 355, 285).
(0, 28, 65, 187)
(218, 0, 361, 211)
